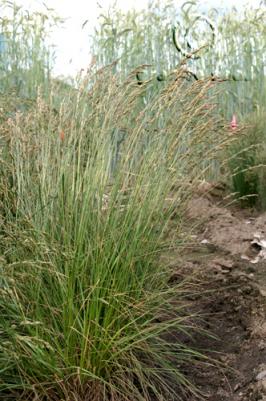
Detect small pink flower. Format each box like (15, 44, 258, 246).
(230, 114, 238, 130)
(59, 130, 65, 141)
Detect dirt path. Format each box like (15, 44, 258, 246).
(172, 192, 266, 400)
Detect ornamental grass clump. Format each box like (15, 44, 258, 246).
(0, 65, 226, 401)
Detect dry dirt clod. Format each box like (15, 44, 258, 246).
(212, 257, 234, 269)
(253, 322, 266, 338)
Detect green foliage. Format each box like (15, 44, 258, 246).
(91, 1, 266, 118)
(0, 0, 62, 98)
(228, 110, 266, 208)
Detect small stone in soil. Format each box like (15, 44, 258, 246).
(256, 370, 266, 381)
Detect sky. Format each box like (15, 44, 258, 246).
(10, 0, 263, 77)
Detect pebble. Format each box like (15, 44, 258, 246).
(221, 269, 230, 274)
(256, 370, 266, 381)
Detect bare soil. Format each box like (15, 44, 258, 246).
(172, 189, 266, 400)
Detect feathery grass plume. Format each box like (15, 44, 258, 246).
(0, 62, 228, 400)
